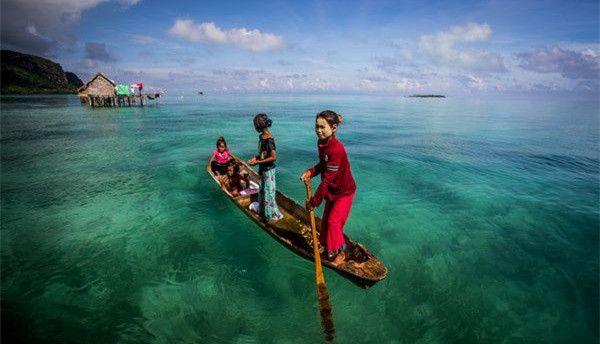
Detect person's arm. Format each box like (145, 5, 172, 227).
(210, 153, 221, 175)
(309, 146, 342, 208)
(301, 143, 323, 181)
(257, 138, 277, 165)
(308, 159, 324, 177)
(301, 159, 322, 183)
(257, 149, 276, 165)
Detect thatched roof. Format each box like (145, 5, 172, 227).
(78, 72, 116, 93)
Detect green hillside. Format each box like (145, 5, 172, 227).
(1, 50, 83, 94)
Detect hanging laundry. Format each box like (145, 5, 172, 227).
(130, 82, 143, 91)
(116, 84, 131, 96)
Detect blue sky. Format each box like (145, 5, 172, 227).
(1, 0, 598, 95)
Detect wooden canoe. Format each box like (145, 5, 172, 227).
(206, 154, 387, 288)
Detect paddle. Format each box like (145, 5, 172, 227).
(304, 180, 335, 342)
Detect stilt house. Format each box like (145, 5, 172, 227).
(78, 73, 117, 107)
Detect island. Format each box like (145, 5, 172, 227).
(407, 94, 446, 98)
(1, 50, 83, 94)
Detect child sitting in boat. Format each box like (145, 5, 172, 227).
(210, 136, 233, 175)
(220, 162, 250, 197)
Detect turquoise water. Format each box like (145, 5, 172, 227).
(1, 94, 598, 343)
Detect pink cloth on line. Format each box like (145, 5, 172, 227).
(214, 149, 231, 164)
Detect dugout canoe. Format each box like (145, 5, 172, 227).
(206, 153, 387, 288)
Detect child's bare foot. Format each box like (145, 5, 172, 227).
(331, 252, 346, 266)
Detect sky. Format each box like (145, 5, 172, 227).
(1, 0, 599, 96)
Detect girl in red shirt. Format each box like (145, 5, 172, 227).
(301, 110, 356, 266)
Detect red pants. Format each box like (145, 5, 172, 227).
(320, 192, 355, 258)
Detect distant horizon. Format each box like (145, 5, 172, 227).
(1, 0, 598, 97)
(6, 88, 600, 103)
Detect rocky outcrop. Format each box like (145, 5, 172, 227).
(65, 71, 84, 89)
(1, 50, 83, 94)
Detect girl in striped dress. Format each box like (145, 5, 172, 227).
(248, 113, 284, 224)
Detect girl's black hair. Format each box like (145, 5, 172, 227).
(216, 136, 227, 148)
(316, 110, 343, 127)
(253, 113, 272, 132)
(228, 160, 240, 173)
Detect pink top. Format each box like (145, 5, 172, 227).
(214, 149, 231, 164)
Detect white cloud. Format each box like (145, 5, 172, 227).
(464, 74, 485, 89)
(419, 22, 506, 72)
(396, 77, 422, 91)
(298, 78, 335, 90)
(360, 79, 377, 89)
(258, 79, 270, 88)
(169, 20, 283, 52)
(517, 46, 600, 79)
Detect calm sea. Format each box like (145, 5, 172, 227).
(1, 94, 598, 343)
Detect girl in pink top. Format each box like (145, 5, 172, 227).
(210, 136, 232, 175)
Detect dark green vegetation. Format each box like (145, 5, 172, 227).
(1, 50, 83, 94)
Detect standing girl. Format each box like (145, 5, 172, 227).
(301, 110, 356, 265)
(248, 113, 284, 223)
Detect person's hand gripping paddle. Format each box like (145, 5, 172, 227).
(304, 178, 335, 341)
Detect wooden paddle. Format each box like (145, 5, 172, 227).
(304, 180, 335, 342)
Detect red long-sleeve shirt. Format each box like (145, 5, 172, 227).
(308, 136, 356, 207)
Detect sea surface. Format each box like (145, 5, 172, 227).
(1, 94, 598, 343)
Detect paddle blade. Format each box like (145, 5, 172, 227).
(317, 282, 335, 341)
